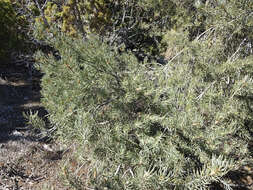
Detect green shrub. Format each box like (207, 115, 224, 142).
(0, 0, 27, 62)
(35, 28, 253, 189)
(34, 0, 253, 189)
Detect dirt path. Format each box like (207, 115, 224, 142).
(0, 62, 67, 189)
(0, 63, 41, 139)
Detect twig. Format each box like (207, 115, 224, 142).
(196, 81, 216, 100)
(163, 49, 184, 72)
(230, 75, 248, 100)
(74, 162, 87, 176)
(122, 167, 135, 178)
(114, 164, 121, 176)
(228, 38, 246, 62)
(195, 27, 215, 41)
(32, 0, 49, 27)
(129, 168, 134, 177)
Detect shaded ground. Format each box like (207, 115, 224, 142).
(0, 59, 252, 190)
(0, 61, 69, 189)
(0, 62, 42, 141)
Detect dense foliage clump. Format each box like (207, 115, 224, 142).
(34, 0, 253, 187)
(0, 0, 27, 62)
(3, 0, 252, 189)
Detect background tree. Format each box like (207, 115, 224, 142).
(0, 0, 28, 63)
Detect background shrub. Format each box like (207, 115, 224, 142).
(0, 0, 27, 63)
(33, 0, 177, 62)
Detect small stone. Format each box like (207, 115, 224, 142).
(12, 130, 22, 136)
(246, 175, 253, 184)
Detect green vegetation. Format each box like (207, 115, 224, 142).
(1, 0, 253, 189)
(0, 0, 27, 62)
(35, 31, 253, 189)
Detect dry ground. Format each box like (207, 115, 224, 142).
(0, 61, 73, 190)
(0, 60, 253, 190)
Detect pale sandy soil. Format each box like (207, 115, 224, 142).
(0, 62, 68, 189)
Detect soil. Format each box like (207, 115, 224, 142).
(0, 60, 252, 190)
(0, 61, 68, 189)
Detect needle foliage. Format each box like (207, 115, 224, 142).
(33, 0, 253, 189)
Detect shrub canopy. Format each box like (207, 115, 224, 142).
(32, 0, 253, 189)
